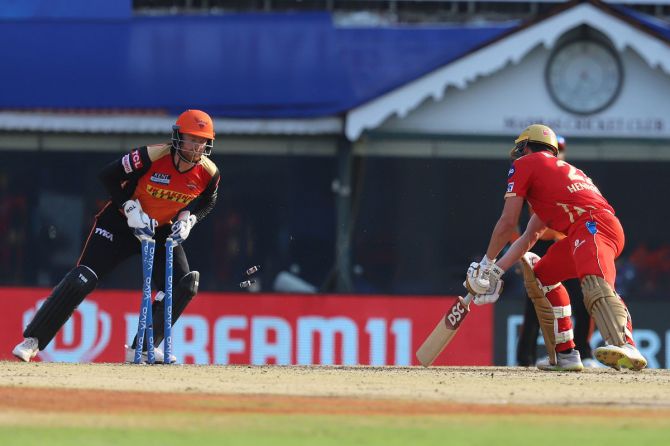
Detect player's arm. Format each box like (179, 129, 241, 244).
(464, 196, 524, 301)
(484, 195, 525, 261)
(170, 169, 219, 245)
(99, 146, 157, 240)
(496, 213, 547, 271)
(98, 146, 152, 207)
(184, 169, 220, 223)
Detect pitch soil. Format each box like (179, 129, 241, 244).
(1, 363, 670, 418)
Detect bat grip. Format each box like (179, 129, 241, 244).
(463, 293, 474, 306)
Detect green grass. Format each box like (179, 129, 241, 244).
(2, 413, 670, 446)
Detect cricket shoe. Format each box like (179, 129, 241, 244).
(124, 345, 177, 364)
(581, 358, 603, 368)
(536, 349, 584, 372)
(594, 344, 647, 371)
(12, 337, 39, 362)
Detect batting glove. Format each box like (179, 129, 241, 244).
(472, 279, 504, 306)
(464, 259, 505, 296)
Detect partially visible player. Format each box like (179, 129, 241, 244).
(13, 110, 220, 364)
(515, 136, 594, 367)
(464, 124, 646, 372)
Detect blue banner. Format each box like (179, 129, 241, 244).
(0, 0, 131, 19)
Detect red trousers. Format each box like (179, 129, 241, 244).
(533, 211, 631, 351)
(535, 210, 624, 287)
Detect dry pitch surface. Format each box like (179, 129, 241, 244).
(1, 363, 670, 417)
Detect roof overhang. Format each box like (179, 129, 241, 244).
(0, 112, 343, 136)
(345, 3, 670, 141)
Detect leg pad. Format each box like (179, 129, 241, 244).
(581, 275, 627, 346)
(137, 271, 200, 349)
(24, 265, 98, 350)
(520, 253, 556, 364)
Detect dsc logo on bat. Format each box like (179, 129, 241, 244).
(446, 299, 468, 328)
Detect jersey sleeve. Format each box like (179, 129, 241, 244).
(504, 157, 532, 200)
(185, 169, 220, 223)
(98, 146, 152, 207)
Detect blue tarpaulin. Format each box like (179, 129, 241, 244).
(0, 0, 131, 19)
(611, 5, 670, 40)
(2, 5, 664, 119)
(0, 12, 512, 117)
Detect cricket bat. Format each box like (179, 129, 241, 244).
(415, 293, 474, 367)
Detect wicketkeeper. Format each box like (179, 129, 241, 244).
(13, 110, 220, 364)
(463, 124, 646, 372)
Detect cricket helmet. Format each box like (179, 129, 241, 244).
(510, 124, 559, 159)
(171, 109, 215, 161)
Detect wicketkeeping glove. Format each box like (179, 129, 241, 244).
(170, 211, 197, 245)
(123, 199, 157, 241)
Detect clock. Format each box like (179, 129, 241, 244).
(545, 40, 623, 115)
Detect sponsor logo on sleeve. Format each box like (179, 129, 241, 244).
(131, 149, 143, 170)
(507, 182, 514, 193)
(507, 167, 515, 177)
(121, 155, 132, 174)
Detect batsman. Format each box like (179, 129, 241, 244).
(464, 124, 646, 372)
(13, 110, 220, 364)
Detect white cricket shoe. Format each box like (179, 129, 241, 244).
(582, 358, 600, 369)
(537, 349, 584, 372)
(124, 344, 176, 364)
(582, 358, 603, 368)
(12, 337, 39, 362)
(594, 344, 647, 371)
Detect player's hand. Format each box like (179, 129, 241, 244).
(464, 260, 505, 295)
(123, 199, 157, 241)
(472, 279, 504, 306)
(170, 211, 197, 245)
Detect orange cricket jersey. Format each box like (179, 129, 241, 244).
(128, 145, 217, 226)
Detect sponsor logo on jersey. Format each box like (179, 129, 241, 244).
(150, 173, 171, 185)
(586, 221, 598, 235)
(508, 167, 515, 177)
(145, 184, 197, 204)
(186, 182, 198, 190)
(94, 227, 114, 242)
(131, 149, 143, 170)
(507, 182, 514, 193)
(573, 239, 585, 254)
(122, 155, 133, 173)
